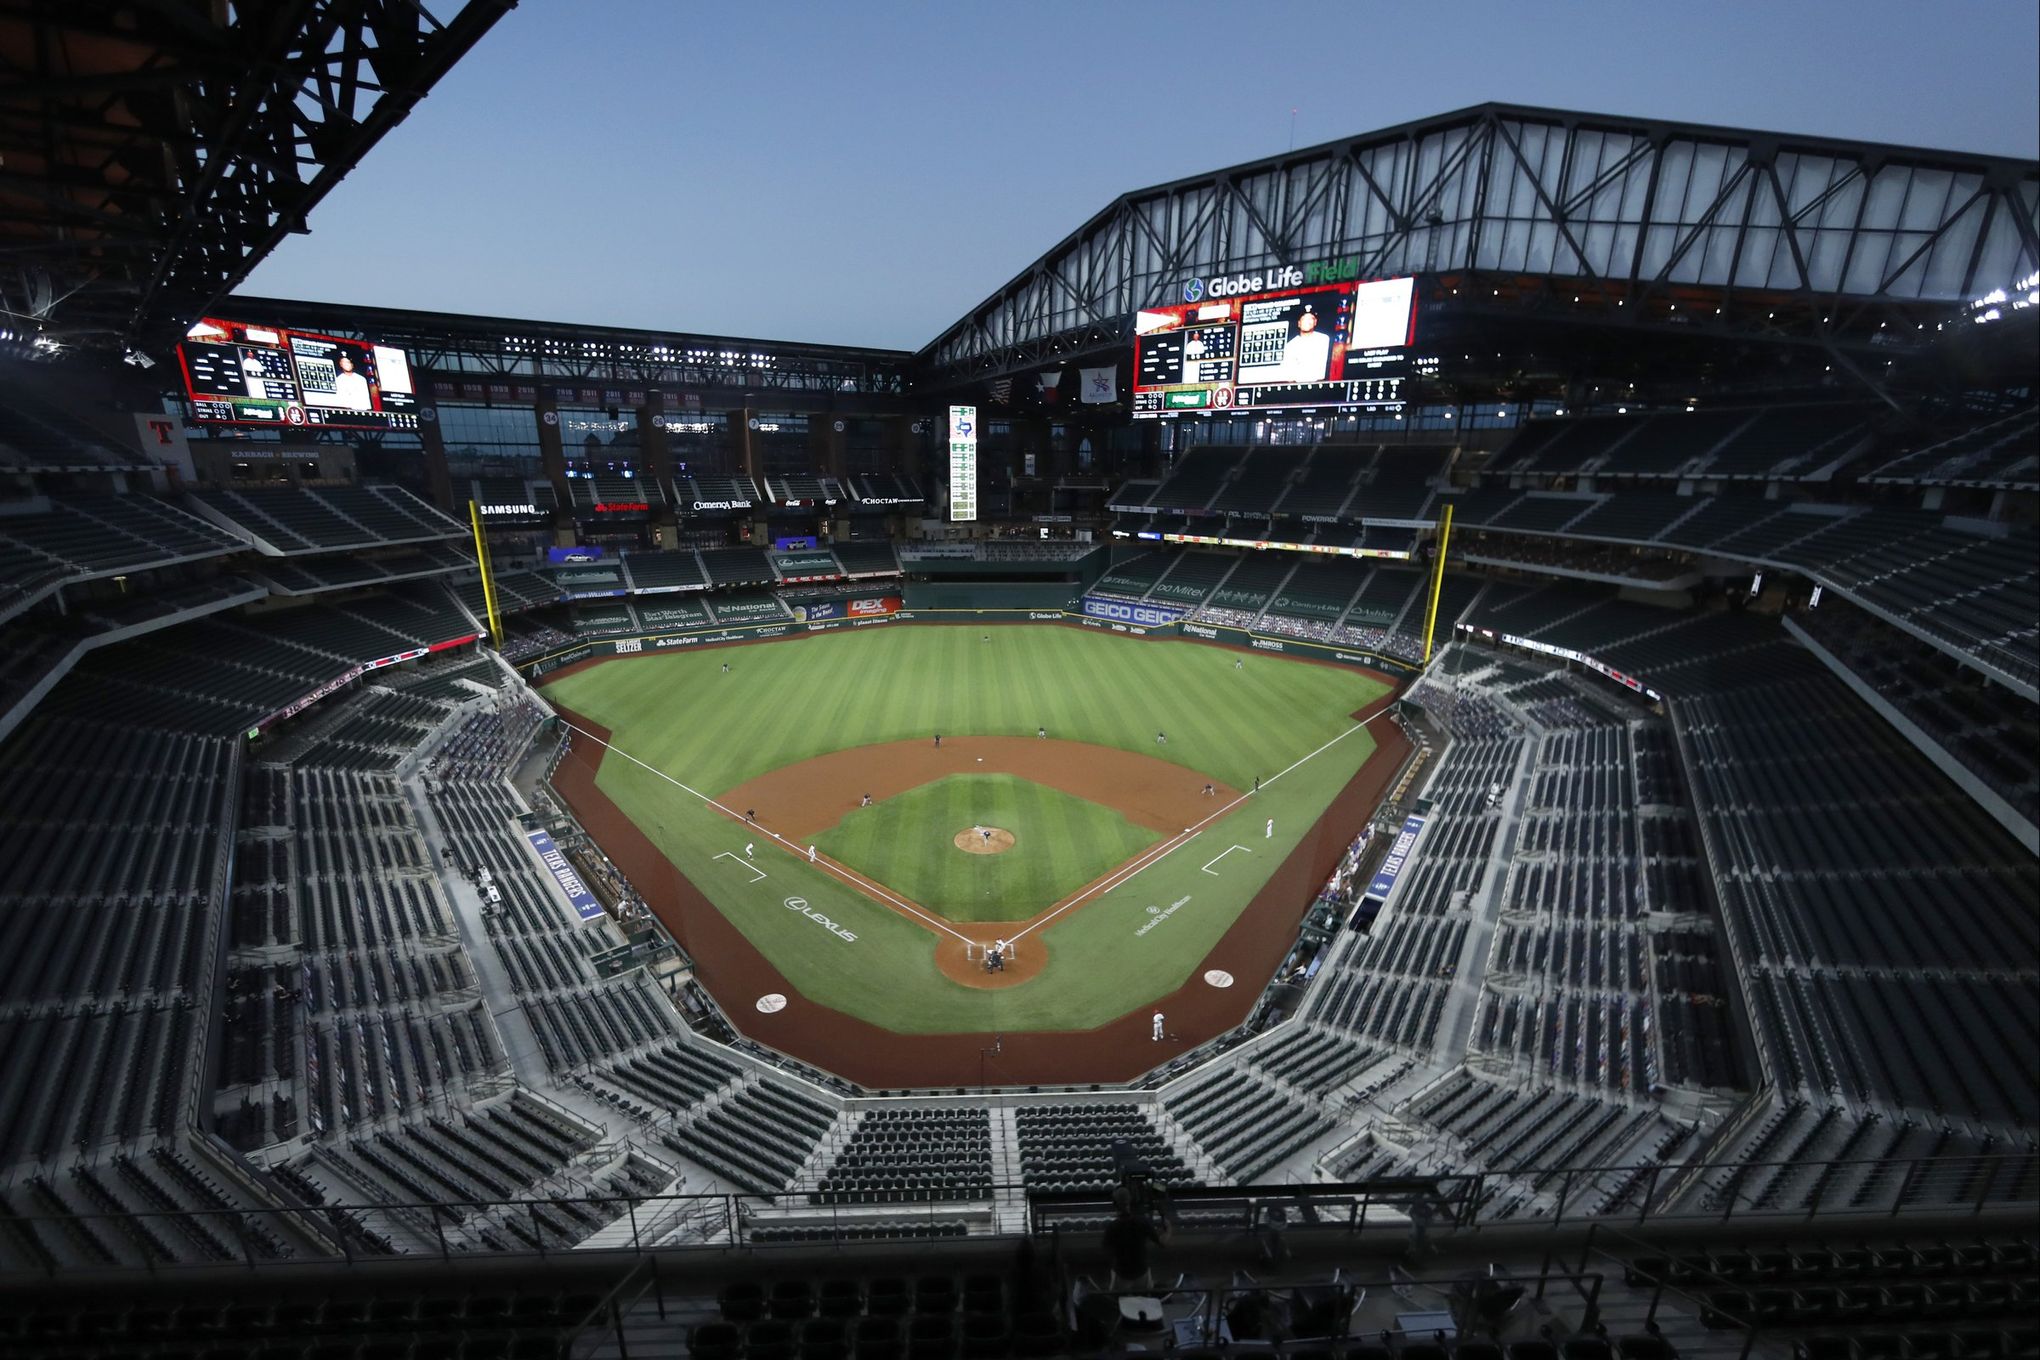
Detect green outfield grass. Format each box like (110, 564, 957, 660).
(542, 626, 1390, 1034)
(812, 773, 1160, 922)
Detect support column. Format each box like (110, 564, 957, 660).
(639, 391, 678, 545)
(535, 390, 572, 532)
(730, 406, 760, 485)
(418, 405, 457, 512)
(814, 414, 847, 482)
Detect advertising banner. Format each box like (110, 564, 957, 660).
(774, 535, 818, 551)
(258, 664, 364, 729)
(526, 829, 605, 923)
(1364, 813, 1427, 902)
(547, 546, 606, 564)
(791, 600, 842, 622)
(1081, 596, 1188, 628)
(527, 645, 595, 676)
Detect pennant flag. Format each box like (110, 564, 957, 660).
(1080, 366, 1118, 404)
(989, 377, 1013, 404)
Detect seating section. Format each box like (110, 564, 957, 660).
(1265, 556, 1369, 626)
(699, 546, 776, 588)
(708, 591, 790, 624)
(1356, 447, 1447, 520)
(255, 541, 470, 595)
(832, 540, 902, 575)
(1093, 552, 1171, 599)
(665, 1079, 838, 1194)
(194, 485, 462, 553)
(1164, 1069, 1337, 1181)
(1147, 550, 1234, 604)
(0, 718, 233, 1167)
(813, 1108, 992, 1203)
(1014, 1105, 1197, 1195)
(1493, 405, 1872, 480)
(684, 473, 763, 508)
(621, 548, 707, 591)
(1367, 1069, 1684, 1219)
(1863, 405, 2038, 487)
(0, 496, 241, 612)
(1794, 603, 2038, 827)
(300, 1092, 605, 1252)
(0, 388, 156, 470)
(1210, 446, 1308, 514)
(851, 472, 924, 504)
(1148, 446, 1245, 511)
(1275, 446, 1365, 516)
(1676, 653, 2037, 1128)
(773, 550, 839, 578)
(634, 596, 712, 630)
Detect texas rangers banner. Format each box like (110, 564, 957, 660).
(1364, 813, 1427, 902)
(1079, 366, 1118, 404)
(527, 829, 604, 922)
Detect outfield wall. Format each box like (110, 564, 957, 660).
(521, 604, 1422, 679)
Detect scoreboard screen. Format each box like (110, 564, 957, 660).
(178, 318, 421, 431)
(1132, 274, 1415, 419)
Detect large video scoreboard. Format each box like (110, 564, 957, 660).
(178, 318, 421, 431)
(1132, 270, 1415, 419)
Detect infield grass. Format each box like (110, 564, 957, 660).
(813, 773, 1160, 923)
(542, 625, 1390, 1033)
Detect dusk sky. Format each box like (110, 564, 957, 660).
(238, 0, 2040, 352)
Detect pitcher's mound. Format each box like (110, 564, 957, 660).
(954, 826, 1016, 855)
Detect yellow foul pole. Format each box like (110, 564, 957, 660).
(468, 500, 504, 648)
(1420, 502, 1454, 665)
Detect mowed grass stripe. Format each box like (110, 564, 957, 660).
(813, 774, 1160, 923)
(544, 627, 1370, 795)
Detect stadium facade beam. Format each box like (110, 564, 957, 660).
(915, 103, 2040, 388)
(0, 0, 514, 349)
(222, 295, 912, 399)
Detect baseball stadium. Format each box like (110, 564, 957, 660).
(0, 3, 2037, 1357)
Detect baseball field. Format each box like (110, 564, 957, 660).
(540, 625, 1397, 1067)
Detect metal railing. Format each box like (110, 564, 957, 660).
(1, 1148, 2031, 1277)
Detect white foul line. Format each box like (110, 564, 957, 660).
(556, 717, 975, 944)
(1007, 705, 1396, 945)
(1201, 845, 1251, 875)
(712, 852, 767, 884)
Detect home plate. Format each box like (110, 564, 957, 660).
(1203, 970, 1235, 988)
(755, 993, 788, 1014)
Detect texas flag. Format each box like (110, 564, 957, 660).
(1079, 366, 1118, 404)
(1038, 370, 1064, 404)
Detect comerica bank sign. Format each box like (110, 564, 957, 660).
(1184, 256, 1368, 303)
